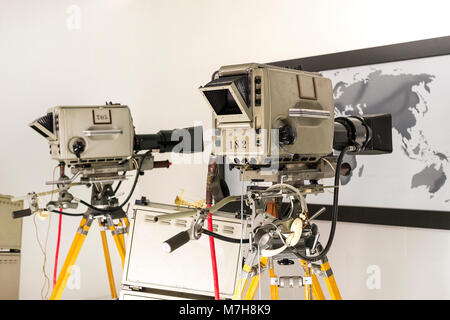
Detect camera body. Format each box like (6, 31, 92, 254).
(200, 63, 335, 165)
(30, 105, 134, 165)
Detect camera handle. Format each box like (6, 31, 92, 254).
(162, 209, 208, 253)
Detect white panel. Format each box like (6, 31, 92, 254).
(122, 203, 248, 299)
(120, 290, 188, 300)
(0, 195, 23, 250)
(0, 253, 21, 300)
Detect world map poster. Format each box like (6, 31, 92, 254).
(309, 54, 450, 212)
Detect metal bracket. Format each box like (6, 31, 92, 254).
(270, 277, 279, 286)
(278, 276, 303, 288)
(111, 227, 127, 236)
(289, 108, 330, 119)
(122, 285, 142, 292)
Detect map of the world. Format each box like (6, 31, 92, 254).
(310, 55, 450, 211)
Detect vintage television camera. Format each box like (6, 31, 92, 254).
(15, 104, 203, 218)
(199, 63, 392, 184)
(163, 64, 393, 296)
(30, 105, 134, 164)
(16, 104, 204, 300)
(30, 105, 202, 165)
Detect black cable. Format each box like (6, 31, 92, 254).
(292, 146, 351, 262)
(202, 229, 249, 244)
(79, 150, 152, 213)
(51, 210, 84, 217)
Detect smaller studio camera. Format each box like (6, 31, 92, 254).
(30, 104, 203, 165)
(13, 104, 204, 219)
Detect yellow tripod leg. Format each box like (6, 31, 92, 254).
(107, 217, 126, 267)
(232, 278, 248, 300)
(98, 219, 117, 299)
(304, 268, 312, 300)
(111, 230, 126, 267)
(243, 275, 260, 300)
(233, 253, 266, 300)
(268, 258, 279, 300)
(311, 274, 325, 300)
(243, 256, 267, 300)
(232, 264, 252, 300)
(123, 217, 130, 233)
(300, 260, 312, 300)
(321, 260, 342, 300)
(50, 216, 93, 300)
(117, 219, 126, 250)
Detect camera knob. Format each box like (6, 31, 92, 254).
(279, 125, 295, 146)
(71, 138, 86, 158)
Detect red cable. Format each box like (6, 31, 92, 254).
(207, 205, 220, 300)
(53, 210, 63, 287)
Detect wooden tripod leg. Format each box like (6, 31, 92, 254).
(123, 217, 130, 233)
(300, 260, 313, 300)
(243, 275, 260, 300)
(50, 215, 93, 300)
(268, 258, 279, 300)
(232, 278, 247, 300)
(312, 274, 326, 300)
(106, 217, 126, 267)
(233, 253, 265, 300)
(321, 259, 342, 300)
(117, 219, 126, 251)
(232, 264, 252, 300)
(304, 267, 312, 300)
(243, 257, 267, 300)
(98, 219, 117, 299)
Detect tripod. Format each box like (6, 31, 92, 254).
(50, 187, 129, 300)
(233, 245, 342, 300)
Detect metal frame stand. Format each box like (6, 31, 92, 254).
(233, 253, 342, 300)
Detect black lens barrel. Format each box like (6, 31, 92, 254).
(333, 114, 392, 155)
(134, 126, 204, 154)
(333, 116, 371, 152)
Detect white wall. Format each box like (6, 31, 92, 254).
(1, 0, 449, 299)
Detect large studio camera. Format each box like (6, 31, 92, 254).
(164, 63, 392, 266)
(199, 63, 392, 184)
